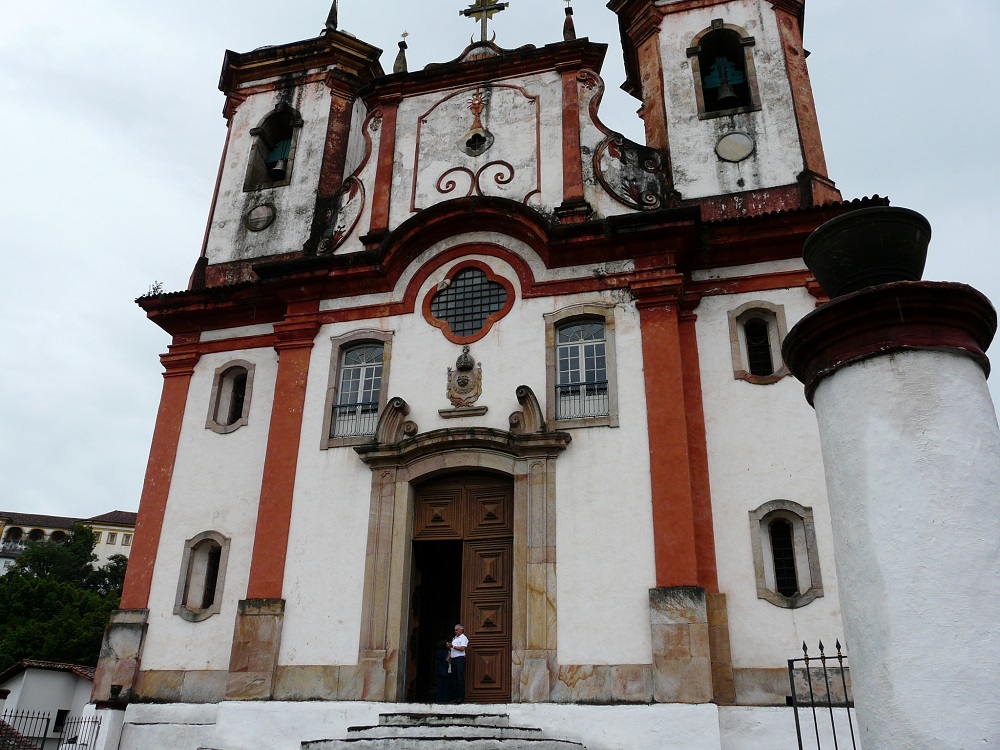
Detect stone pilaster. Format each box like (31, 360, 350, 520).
(648, 586, 713, 704)
(92, 609, 148, 706)
(225, 598, 285, 700)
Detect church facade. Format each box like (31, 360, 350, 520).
(95, 1, 872, 747)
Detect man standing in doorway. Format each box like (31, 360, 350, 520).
(449, 624, 468, 702)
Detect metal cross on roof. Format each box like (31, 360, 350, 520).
(461, 0, 510, 43)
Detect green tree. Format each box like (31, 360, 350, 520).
(0, 524, 124, 671)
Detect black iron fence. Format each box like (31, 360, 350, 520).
(0, 711, 101, 749)
(788, 641, 858, 750)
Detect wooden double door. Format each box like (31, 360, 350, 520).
(408, 473, 513, 703)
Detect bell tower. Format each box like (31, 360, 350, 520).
(610, 0, 840, 216)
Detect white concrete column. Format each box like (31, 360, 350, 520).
(784, 281, 1000, 750)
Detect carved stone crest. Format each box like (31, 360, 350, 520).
(447, 346, 483, 408)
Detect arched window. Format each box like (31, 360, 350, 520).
(49, 530, 68, 544)
(687, 21, 760, 119)
(244, 106, 303, 191)
(322, 330, 394, 449)
(555, 320, 609, 420)
(28, 528, 45, 542)
(332, 344, 384, 438)
(2, 527, 24, 552)
(174, 531, 230, 622)
(544, 303, 620, 428)
(749, 500, 823, 608)
(206, 360, 255, 434)
(728, 301, 789, 385)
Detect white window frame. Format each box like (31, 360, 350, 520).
(544, 303, 619, 429)
(321, 330, 393, 449)
(728, 300, 790, 385)
(749, 499, 824, 609)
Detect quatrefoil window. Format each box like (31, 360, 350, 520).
(424, 261, 515, 343)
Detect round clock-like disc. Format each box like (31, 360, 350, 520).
(715, 132, 756, 163)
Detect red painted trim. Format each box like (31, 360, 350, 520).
(318, 89, 355, 197)
(120, 340, 201, 609)
(246, 305, 321, 599)
(560, 68, 585, 205)
(198, 333, 275, 354)
(421, 259, 517, 344)
(679, 309, 718, 592)
(367, 99, 400, 239)
(771, 3, 841, 205)
(638, 300, 700, 587)
(687, 269, 814, 297)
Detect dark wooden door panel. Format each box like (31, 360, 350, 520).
(413, 485, 462, 540)
(414, 473, 513, 703)
(466, 644, 511, 700)
(463, 538, 512, 703)
(464, 483, 514, 538)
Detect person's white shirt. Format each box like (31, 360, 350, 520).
(450, 632, 468, 659)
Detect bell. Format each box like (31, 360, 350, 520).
(715, 82, 740, 107)
(268, 159, 287, 180)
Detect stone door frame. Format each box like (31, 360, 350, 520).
(353, 391, 569, 702)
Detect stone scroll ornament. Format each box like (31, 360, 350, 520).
(447, 346, 483, 408)
(580, 70, 680, 211)
(315, 176, 365, 255)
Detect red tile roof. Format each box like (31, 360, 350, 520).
(85, 511, 138, 526)
(0, 659, 96, 684)
(0, 721, 38, 750)
(0, 512, 77, 530)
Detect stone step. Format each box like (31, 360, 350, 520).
(377, 713, 511, 728)
(304, 739, 585, 750)
(345, 726, 544, 740)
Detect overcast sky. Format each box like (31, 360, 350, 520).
(1, 0, 997, 520)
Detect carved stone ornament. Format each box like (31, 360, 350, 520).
(314, 176, 365, 254)
(594, 135, 678, 210)
(447, 346, 483, 408)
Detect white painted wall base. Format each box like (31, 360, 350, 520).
(108, 701, 831, 750)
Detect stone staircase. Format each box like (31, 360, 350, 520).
(302, 712, 588, 750)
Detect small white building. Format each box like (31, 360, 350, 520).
(0, 660, 95, 749)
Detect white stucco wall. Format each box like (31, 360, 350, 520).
(656, 0, 805, 199)
(280, 239, 656, 668)
(140, 347, 278, 671)
(695, 284, 844, 668)
(812, 350, 1000, 749)
(1, 668, 92, 718)
(206, 78, 332, 265)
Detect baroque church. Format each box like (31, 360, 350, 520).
(90, 0, 923, 747)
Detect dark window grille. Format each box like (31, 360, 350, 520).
(226, 370, 248, 426)
(556, 321, 609, 419)
(744, 318, 774, 376)
(333, 344, 383, 437)
(769, 519, 799, 597)
(429, 268, 508, 338)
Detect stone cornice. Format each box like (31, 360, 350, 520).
(354, 426, 572, 468)
(782, 281, 997, 405)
